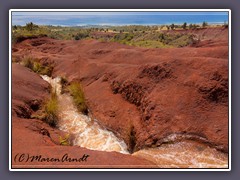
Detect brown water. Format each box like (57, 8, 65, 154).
(133, 140, 228, 168)
(41, 75, 129, 154)
(41, 75, 228, 168)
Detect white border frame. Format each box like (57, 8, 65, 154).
(9, 9, 231, 171)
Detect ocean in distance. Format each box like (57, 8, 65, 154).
(12, 12, 229, 26)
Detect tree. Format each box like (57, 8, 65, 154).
(182, 22, 187, 30)
(25, 22, 38, 31)
(189, 24, 193, 29)
(13, 25, 17, 30)
(26, 22, 34, 31)
(202, 21, 208, 28)
(170, 23, 175, 30)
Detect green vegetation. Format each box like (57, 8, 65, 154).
(168, 34, 195, 47)
(74, 31, 90, 40)
(68, 82, 88, 114)
(170, 23, 175, 30)
(182, 22, 187, 30)
(12, 22, 91, 43)
(130, 40, 171, 48)
(60, 76, 69, 94)
(60, 76, 68, 86)
(59, 134, 70, 146)
(44, 90, 59, 127)
(12, 21, 224, 48)
(12, 23, 48, 43)
(202, 21, 208, 28)
(107, 25, 158, 33)
(110, 31, 195, 48)
(21, 56, 53, 76)
(25, 22, 39, 31)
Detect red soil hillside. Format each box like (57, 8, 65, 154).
(12, 27, 229, 154)
(11, 63, 155, 168)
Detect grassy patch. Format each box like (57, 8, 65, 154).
(21, 56, 53, 76)
(44, 90, 59, 127)
(168, 34, 195, 47)
(12, 24, 48, 43)
(12, 23, 198, 48)
(68, 82, 88, 115)
(111, 32, 193, 48)
(131, 40, 172, 48)
(60, 76, 69, 94)
(59, 134, 70, 146)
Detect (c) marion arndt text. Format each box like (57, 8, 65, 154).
(14, 153, 90, 163)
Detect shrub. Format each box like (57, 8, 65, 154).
(25, 22, 38, 31)
(170, 23, 175, 30)
(21, 56, 53, 76)
(59, 134, 70, 146)
(60, 76, 68, 86)
(22, 56, 34, 69)
(202, 21, 208, 28)
(182, 22, 187, 30)
(44, 90, 58, 127)
(168, 34, 194, 47)
(68, 82, 88, 114)
(32, 61, 42, 73)
(40, 66, 53, 76)
(74, 31, 89, 40)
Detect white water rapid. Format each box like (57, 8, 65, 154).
(41, 75, 129, 154)
(41, 75, 228, 168)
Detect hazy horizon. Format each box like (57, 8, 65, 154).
(12, 11, 229, 26)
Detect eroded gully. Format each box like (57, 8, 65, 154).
(41, 75, 228, 168)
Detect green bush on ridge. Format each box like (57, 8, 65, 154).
(21, 56, 53, 76)
(12, 22, 214, 48)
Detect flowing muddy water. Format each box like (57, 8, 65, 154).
(133, 140, 228, 168)
(41, 75, 129, 154)
(41, 75, 228, 168)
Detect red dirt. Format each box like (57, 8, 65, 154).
(12, 27, 229, 161)
(11, 63, 155, 168)
(12, 117, 155, 168)
(12, 63, 50, 118)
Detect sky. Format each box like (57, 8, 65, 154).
(12, 11, 229, 26)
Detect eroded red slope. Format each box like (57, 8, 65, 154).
(12, 28, 229, 154)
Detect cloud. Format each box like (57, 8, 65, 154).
(12, 11, 228, 16)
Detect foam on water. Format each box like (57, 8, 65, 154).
(41, 75, 228, 168)
(41, 75, 129, 154)
(133, 140, 228, 168)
